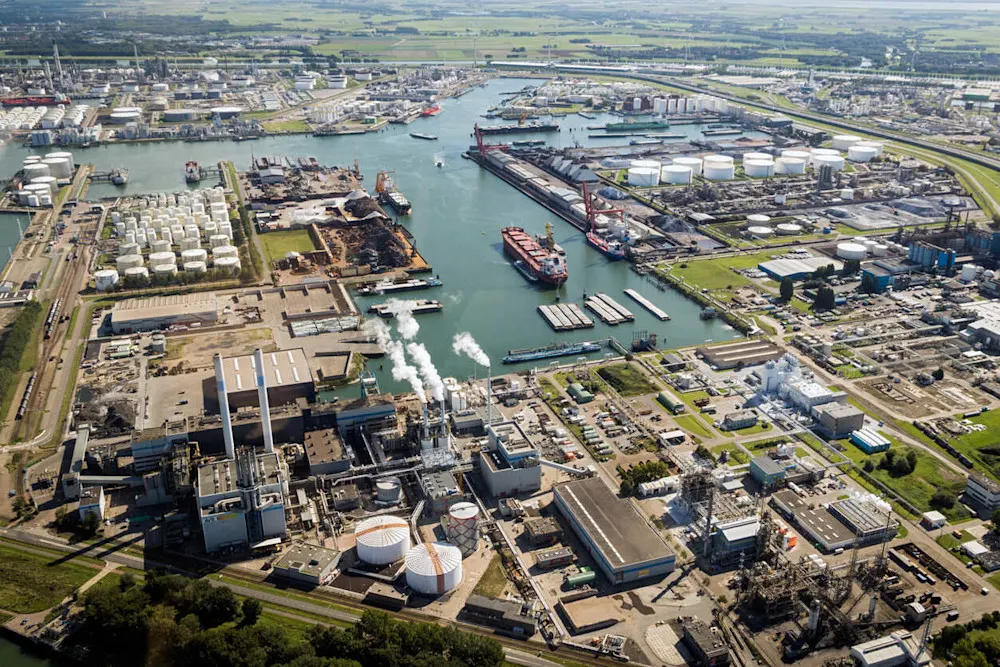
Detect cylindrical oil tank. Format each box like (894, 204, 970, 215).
(124, 266, 149, 281)
(813, 154, 845, 172)
(162, 108, 202, 123)
(375, 477, 402, 504)
(774, 157, 806, 175)
(151, 334, 167, 352)
(776, 223, 803, 236)
(213, 256, 241, 274)
(405, 542, 463, 595)
(355, 516, 411, 565)
(212, 244, 238, 259)
(444, 502, 480, 557)
(781, 149, 812, 162)
(703, 162, 735, 181)
(747, 214, 771, 226)
(630, 158, 661, 170)
(45, 151, 74, 169)
(23, 155, 41, 165)
(41, 157, 72, 179)
(744, 159, 775, 178)
(179, 237, 201, 251)
(747, 226, 774, 238)
(150, 239, 172, 253)
(183, 261, 206, 274)
(30, 175, 58, 196)
(23, 163, 50, 180)
(152, 264, 177, 276)
(703, 154, 734, 166)
(743, 152, 772, 162)
(627, 167, 659, 187)
(836, 242, 867, 260)
(673, 157, 703, 175)
(961, 264, 979, 281)
(148, 251, 176, 266)
(841, 188, 855, 200)
(832, 134, 863, 150)
(857, 141, 884, 156)
(810, 148, 840, 165)
(181, 248, 208, 264)
(209, 233, 230, 248)
(118, 242, 141, 258)
(873, 244, 889, 257)
(660, 165, 692, 184)
(847, 145, 879, 162)
(94, 269, 120, 291)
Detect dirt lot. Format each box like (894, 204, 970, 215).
(159, 327, 276, 373)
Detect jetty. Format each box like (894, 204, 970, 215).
(537, 303, 594, 331)
(623, 289, 670, 320)
(584, 292, 635, 325)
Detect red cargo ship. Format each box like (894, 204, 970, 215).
(2, 95, 70, 107)
(421, 104, 441, 116)
(502, 225, 567, 286)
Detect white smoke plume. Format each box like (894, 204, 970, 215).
(406, 342, 445, 402)
(452, 331, 490, 367)
(362, 318, 426, 401)
(384, 298, 420, 340)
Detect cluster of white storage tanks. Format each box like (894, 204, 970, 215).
(108, 187, 241, 283)
(0, 106, 48, 131)
(652, 95, 728, 115)
(443, 377, 470, 411)
(960, 264, 985, 282)
(16, 152, 75, 207)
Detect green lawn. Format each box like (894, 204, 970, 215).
(472, 554, 509, 598)
(711, 442, 750, 466)
(721, 421, 775, 438)
(262, 120, 311, 133)
(660, 252, 771, 300)
(259, 229, 318, 265)
(674, 414, 714, 440)
(0, 542, 98, 613)
(596, 363, 658, 397)
(946, 410, 1000, 482)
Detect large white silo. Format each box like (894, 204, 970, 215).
(405, 542, 463, 595)
(355, 516, 411, 565)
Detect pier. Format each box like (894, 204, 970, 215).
(584, 292, 635, 325)
(623, 288, 670, 320)
(537, 303, 594, 331)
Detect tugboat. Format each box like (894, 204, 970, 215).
(184, 161, 201, 183)
(110, 168, 129, 186)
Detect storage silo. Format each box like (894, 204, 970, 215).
(42, 157, 72, 179)
(179, 237, 201, 251)
(405, 542, 463, 595)
(94, 269, 120, 291)
(124, 266, 149, 281)
(210, 233, 229, 248)
(832, 134, 863, 150)
(744, 159, 775, 178)
(376, 477, 403, 504)
(836, 242, 867, 260)
(660, 165, 692, 184)
(30, 175, 58, 196)
(653, 98, 667, 115)
(673, 156, 703, 175)
(627, 167, 659, 187)
(961, 264, 979, 282)
(703, 162, 735, 181)
(150, 239, 172, 253)
(442, 502, 480, 557)
(667, 98, 678, 114)
(847, 145, 879, 163)
(355, 516, 411, 565)
(872, 244, 889, 257)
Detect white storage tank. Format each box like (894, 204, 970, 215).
(23, 163, 50, 180)
(841, 188, 855, 200)
(961, 264, 979, 282)
(355, 516, 411, 565)
(744, 159, 775, 178)
(747, 214, 771, 226)
(213, 256, 241, 274)
(376, 477, 402, 504)
(405, 542, 463, 595)
(45, 151, 74, 169)
(836, 242, 867, 260)
(832, 134, 863, 150)
(703, 154, 734, 166)
(124, 266, 149, 281)
(150, 239, 172, 253)
(857, 141, 884, 156)
(673, 156, 703, 175)
(23, 155, 41, 165)
(703, 162, 735, 181)
(443, 502, 480, 557)
(181, 248, 208, 264)
(183, 261, 207, 274)
(148, 251, 177, 266)
(660, 165, 692, 184)
(627, 167, 659, 187)
(747, 226, 774, 238)
(776, 223, 803, 236)
(873, 244, 889, 257)
(774, 157, 806, 175)
(630, 158, 661, 170)
(743, 152, 772, 162)
(847, 145, 879, 163)
(781, 149, 812, 162)
(212, 244, 238, 259)
(813, 154, 845, 172)
(152, 264, 177, 276)
(775, 193, 787, 205)
(209, 234, 230, 249)
(41, 157, 72, 179)
(179, 237, 201, 251)
(94, 269, 120, 291)
(116, 255, 145, 273)
(30, 175, 58, 196)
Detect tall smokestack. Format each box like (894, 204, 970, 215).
(214, 353, 235, 460)
(254, 348, 274, 454)
(486, 367, 492, 426)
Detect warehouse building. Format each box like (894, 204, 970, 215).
(850, 631, 931, 667)
(272, 543, 342, 586)
(206, 348, 316, 411)
(758, 257, 842, 282)
(813, 403, 865, 438)
(828, 497, 900, 546)
(697, 340, 783, 370)
(110, 293, 219, 333)
(721, 410, 757, 431)
(771, 489, 857, 553)
(462, 594, 537, 637)
(554, 477, 675, 584)
(849, 428, 891, 454)
(750, 455, 787, 489)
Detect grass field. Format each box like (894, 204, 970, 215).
(721, 421, 774, 438)
(674, 414, 714, 440)
(596, 364, 658, 397)
(259, 229, 318, 265)
(660, 252, 772, 301)
(711, 442, 750, 466)
(0, 542, 98, 613)
(262, 120, 311, 133)
(944, 410, 1000, 481)
(472, 554, 509, 598)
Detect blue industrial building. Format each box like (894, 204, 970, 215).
(862, 264, 895, 293)
(750, 455, 787, 488)
(849, 428, 891, 454)
(908, 241, 956, 272)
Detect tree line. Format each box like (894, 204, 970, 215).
(78, 571, 505, 667)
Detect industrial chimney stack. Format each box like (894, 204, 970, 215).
(254, 348, 275, 454)
(214, 353, 235, 460)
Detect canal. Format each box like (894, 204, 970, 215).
(0, 77, 742, 389)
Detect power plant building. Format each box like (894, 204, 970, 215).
(553, 477, 675, 584)
(479, 421, 542, 497)
(208, 348, 316, 410)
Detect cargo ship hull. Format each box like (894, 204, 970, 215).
(502, 227, 567, 286)
(503, 340, 603, 364)
(2, 95, 70, 107)
(586, 232, 627, 261)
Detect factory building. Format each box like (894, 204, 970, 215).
(682, 620, 731, 667)
(206, 348, 316, 411)
(758, 257, 842, 282)
(750, 455, 787, 489)
(709, 517, 760, 570)
(786, 379, 842, 411)
(850, 631, 931, 667)
(813, 403, 865, 438)
(697, 339, 783, 370)
(524, 517, 562, 547)
(554, 477, 675, 584)
(849, 428, 891, 454)
(908, 241, 956, 272)
(965, 472, 1000, 514)
(920, 510, 947, 530)
(721, 410, 757, 431)
(272, 543, 342, 586)
(61, 424, 91, 500)
(462, 595, 537, 637)
(77, 486, 105, 522)
(828, 497, 900, 546)
(420, 469, 470, 515)
(304, 428, 353, 475)
(479, 421, 542, 497)
(110, 293, 219, 333)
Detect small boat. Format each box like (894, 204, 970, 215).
(410, 132, 438, 141)
(421, 105, 442, 117)
(184, 161, 201, 183)
(110, 168, 129, 186)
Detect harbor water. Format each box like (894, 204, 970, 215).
(0, 637, 59, 667)
(0, 78, 741, 390)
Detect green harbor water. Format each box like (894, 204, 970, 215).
(0, 77, 742, 391)
(0, 637, 58, 667)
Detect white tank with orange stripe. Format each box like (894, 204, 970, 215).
(355, 515, 411, 565)
(405, 542, 463, 595)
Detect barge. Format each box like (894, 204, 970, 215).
(356, 277, 442, 296)
(503, 340, 604, 364)
(368, 299, 442, 317)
